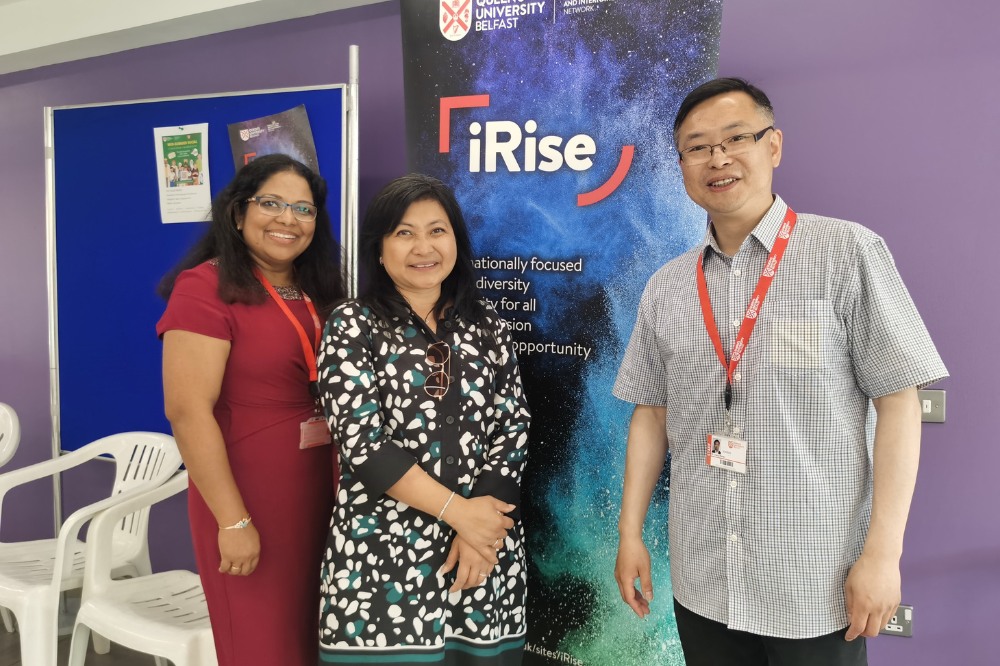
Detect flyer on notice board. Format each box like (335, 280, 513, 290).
(226, 105, 319, 172)
(154, 124, 211, 224)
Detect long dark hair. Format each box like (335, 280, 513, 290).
(360, 174, 486, 326)
(158, 154, 344, 318)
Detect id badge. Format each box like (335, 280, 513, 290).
(300, 416, 332, 449)
(706, 433, 747, 474)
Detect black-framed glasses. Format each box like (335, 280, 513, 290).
(424, 341, 451, 400)
(679, 126, 774, 165)
(246, 195, 318, 222)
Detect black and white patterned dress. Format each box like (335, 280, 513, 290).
(316, 300, 530, 665)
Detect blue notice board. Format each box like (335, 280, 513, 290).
(50, 86, 345, 451)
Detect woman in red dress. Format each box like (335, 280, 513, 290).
(157, 154, 344, 665)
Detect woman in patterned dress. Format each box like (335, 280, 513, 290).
(317, 174, 530, 665)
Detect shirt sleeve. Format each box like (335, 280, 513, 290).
(469, 315, 530, 513)
(846, 236, 948, 398)
(317, 303, 418, 499)
(612, 276, 670, 406)
(155, 264, 233, 341)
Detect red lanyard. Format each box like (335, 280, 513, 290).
(696, 208, 797, 410)
(254, 268, 322, 387)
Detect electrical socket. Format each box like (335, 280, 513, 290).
(880, 604, 913, 637)
(917, 389, 945, 423)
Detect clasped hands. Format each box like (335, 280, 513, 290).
(439, 495, 515, 592)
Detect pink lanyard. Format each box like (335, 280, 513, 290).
(254, 268, 322, 389)
(696, 207, 797, 410)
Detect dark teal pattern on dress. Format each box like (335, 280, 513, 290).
(317, 301, 530, 664)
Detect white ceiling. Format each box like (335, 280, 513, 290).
(0, 0, 385, 76)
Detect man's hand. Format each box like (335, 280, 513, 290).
(615, 535, 653, 618)
(843, 552, 901, 640)
(844, 387, 920, 641)
(614, 404, 667, 619)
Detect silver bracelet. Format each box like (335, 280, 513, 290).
(220, 514, 252, 530)
(436, 491, 456, 521)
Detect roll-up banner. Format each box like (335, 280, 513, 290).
(401, 2, 722, 663)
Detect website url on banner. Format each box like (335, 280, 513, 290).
(524, 642, 584, 665)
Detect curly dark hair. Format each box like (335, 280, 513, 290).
(359, 173, 486, 326)
(158, 154, 344, 318)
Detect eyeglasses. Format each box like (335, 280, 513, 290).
(424, 341, 451, 400)
(679, 126, 774, 165)
(246, 195, 318, 222)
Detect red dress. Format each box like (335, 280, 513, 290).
(157, 262, 334, 666)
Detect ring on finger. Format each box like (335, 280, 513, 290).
(230, 565, 241, 572)
(478, 572, 488, 579)
(493, 537, 502, 548)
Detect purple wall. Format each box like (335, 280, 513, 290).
(718, 2, 1000, 664)
(0, 1, 995, 664)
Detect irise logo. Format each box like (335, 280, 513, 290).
(468, 119, 595, 174)
(439, 94, 634, 206)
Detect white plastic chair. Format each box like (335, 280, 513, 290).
(0, 402, 21, 632)
(0, 431, 183, 665)
(68, 470, 217, 666)
(0, 402, 19, 468)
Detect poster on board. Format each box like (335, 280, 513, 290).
(227, 104, 319, 171)
(154, 123, 211, 223)
(401, 1, 722, 663)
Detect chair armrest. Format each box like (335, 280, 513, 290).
(53, 471, 188, 587)
(0, 446, 102, 510)
(80, 471, 189, 596)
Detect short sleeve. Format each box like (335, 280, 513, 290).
(156, 263, 233, 341)
(613, 277, 670, 406)
(846, 238, 948, 397)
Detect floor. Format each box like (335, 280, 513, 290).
(0, 623, 157, 666)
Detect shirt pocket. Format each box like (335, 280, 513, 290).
(761, 299, 842, 372)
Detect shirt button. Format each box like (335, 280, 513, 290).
(732, 268, 742, 277)
(733, 372, 742, 382)
(444, 321, 454, 329)
(445, 455, 456, 465)
(445, 415, 456, 425)
(732, 320, 740, 328)
(732, 426, 742, 435)
(730, 533, 739, 542)
(729, 479, 738, 488)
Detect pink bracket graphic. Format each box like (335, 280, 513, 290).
(577, 145, 635, 207)
(439, 94, 491, 153)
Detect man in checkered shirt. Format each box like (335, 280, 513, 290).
(612, 78, 947, 665)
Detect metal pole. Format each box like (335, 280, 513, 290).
(346, 45, 360, 297)
(43, 107, 64, 535)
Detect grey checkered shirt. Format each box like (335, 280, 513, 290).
(613, 195, 947, 638)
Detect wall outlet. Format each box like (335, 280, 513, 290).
(917, 389, 946, 423)
(880, 604, 913, 637)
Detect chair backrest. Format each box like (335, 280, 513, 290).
(83, 470, 189, 598)
(0, 430, 183, 666)
(0, 402, 19, 468)
(87, 432, 185, 569)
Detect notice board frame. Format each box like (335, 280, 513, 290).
(44, 84, 347, 459)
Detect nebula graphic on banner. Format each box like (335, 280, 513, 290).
(402, 2, 722, 663)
